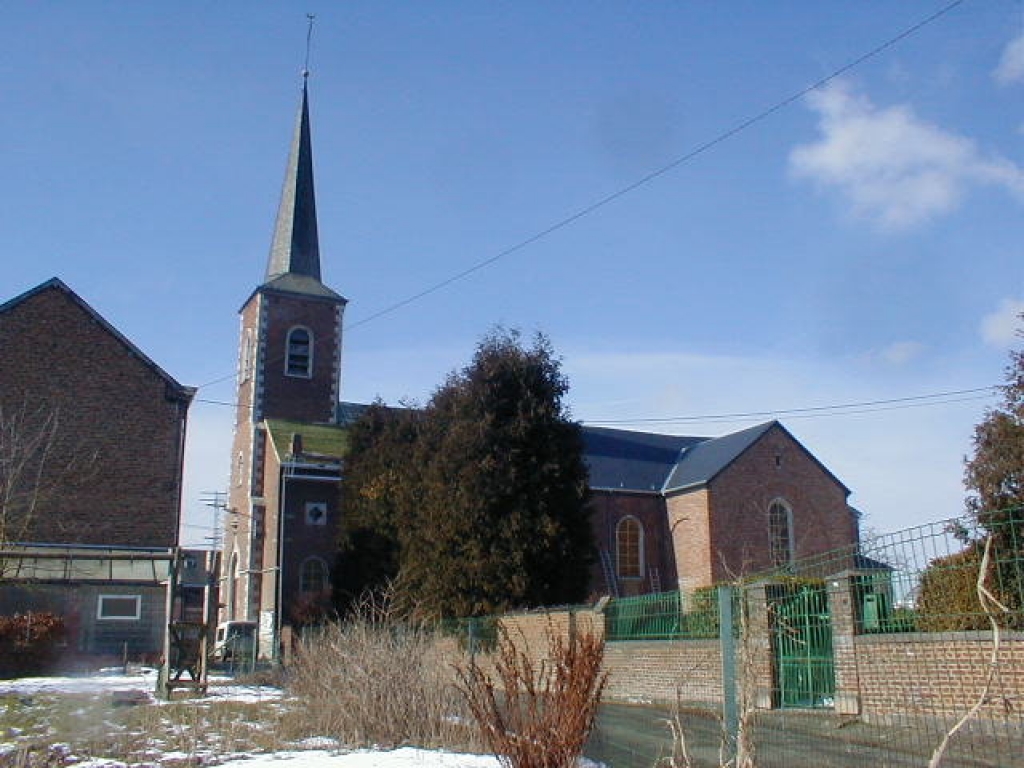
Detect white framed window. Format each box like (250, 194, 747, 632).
(97, 594, 141, 621)
(299, 557, 329, 593)
(616, 516, 644, 580)
(285, 326, 313, 378)
(305, 501, 327, 526)
(769, 499, 794, 568)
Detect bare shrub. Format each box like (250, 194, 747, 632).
(457, 623, 607, 768)
(284, 592, 473, 750)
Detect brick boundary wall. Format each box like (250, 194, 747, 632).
(603, 639, 722, 705)
(435, 598, 1024, 723)
(850, 632, 1024, 719)
(436, 607, 723, 709)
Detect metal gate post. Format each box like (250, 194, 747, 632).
(718, 585, 738, 764)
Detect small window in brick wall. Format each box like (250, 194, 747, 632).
(305, 501, 327, 526)
(299, 557, 329, 593)
(285, 327, 313, 378)
(97, 595, 141, 621)
(769, 500, 794, 568)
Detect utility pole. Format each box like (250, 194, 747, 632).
(200, 491, 227, 550)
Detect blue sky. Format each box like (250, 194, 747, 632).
(2, 2, 1022, 547)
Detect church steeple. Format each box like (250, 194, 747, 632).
(266, 77, 321, 282)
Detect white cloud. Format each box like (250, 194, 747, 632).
(878, 341, 925, 366)
(994, 32, 1024, 85)
(789, 80, 1024, 230)
(980, 298, 1024, 348)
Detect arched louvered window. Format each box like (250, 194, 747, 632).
(299, 557, 329, 594)
(285, 327, 313, 378)
(769, 499, 794, 568)
(227, 553, 238, 621)
(616, 516, 644, 579)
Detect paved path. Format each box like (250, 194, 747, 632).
(586, 702, 1021, 768)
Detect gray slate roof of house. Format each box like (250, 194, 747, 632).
(582, 421, 778, 494)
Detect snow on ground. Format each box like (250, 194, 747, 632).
(215, 747, 502, 768)
(0, 667, 282, 703)
(0, 671, 549, 768)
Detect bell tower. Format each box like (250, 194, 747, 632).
(222, 74, 347, 625)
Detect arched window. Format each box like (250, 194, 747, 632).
(616, 516, 644, 579)
(227, 553, 238, 621)
(239, 328, 255, 383)
(769, 499, 794, 568)
(285, 327, 313, 378)
(299, 557, 329, 594)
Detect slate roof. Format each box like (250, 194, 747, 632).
(581, 427, 703, 493)
(583, 421, 777, 494)
(267, 79, 321, 284)
(336, 400, 372, 426)
(253, 79, 346, 305)
(662, 421, 776, 492)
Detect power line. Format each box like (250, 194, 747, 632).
(193, 384, 997, 425)
(195, 0, 967, 391)
(585, 393, 995, 429)
(342, 0, 967, 332)
(583, 386, 996, 426)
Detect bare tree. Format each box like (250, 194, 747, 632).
(0, 401, 95, 577)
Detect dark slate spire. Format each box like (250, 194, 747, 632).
(266, 78, 321, 282)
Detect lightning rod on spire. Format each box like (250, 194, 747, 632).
(303, 14, 315, 80)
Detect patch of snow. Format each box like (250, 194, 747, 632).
(216, 747, 503, 768)
(296, 736, 343, 750)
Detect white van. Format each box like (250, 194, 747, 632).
(212, 621, 258, 662)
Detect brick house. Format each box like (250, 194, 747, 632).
(585, 421, 858, 598)
(0, 278, 195, 658)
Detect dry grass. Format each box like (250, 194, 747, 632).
(284, 594, 475, 751)
(0, 693, 288, 767)
(457, 623, 607, 768)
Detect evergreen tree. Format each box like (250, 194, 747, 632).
(338, 330, 593, 618)
(334, 400, 420, 612)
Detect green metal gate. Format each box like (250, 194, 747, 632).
(770, 583, 835, 708)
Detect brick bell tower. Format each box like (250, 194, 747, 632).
(222, 74, 347, 632)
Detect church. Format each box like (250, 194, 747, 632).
(219, 78, 859, 658)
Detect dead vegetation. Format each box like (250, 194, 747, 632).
(457, 623, 607, 768)
(284, 592, 475, 751)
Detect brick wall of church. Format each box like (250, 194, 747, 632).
(708, 425, 857, 582)
(589, 491, 675, 597)
(0, 285, 189, 548)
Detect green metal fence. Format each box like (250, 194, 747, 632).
(604, 589, 719, 641)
